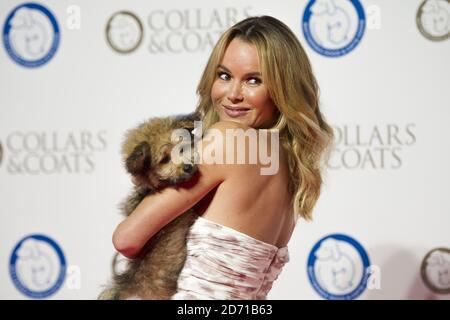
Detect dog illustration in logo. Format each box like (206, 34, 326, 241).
(314, 238, 357, 293)
(108, 14, 141, 51)
(310, 0, 351, 47)
(420, 0, 450, 37)
(8, 8, 48, 59)
(423, 249, 450, 291)
(15, 239, 55, 290)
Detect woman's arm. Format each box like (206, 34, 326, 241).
(112, 123, 230, 258)
(113, 168, 222, 258)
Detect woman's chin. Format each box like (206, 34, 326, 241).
(219, 117, 248, 126)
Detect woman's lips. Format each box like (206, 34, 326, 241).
(222, 105, 250, 118)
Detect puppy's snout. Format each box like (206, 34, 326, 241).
(183, 164, 193, 173)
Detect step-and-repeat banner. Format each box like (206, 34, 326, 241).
(1, 0, 449, 299)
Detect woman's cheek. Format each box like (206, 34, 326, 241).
(211, 82, 223, 103)
(245, 87, 268, 108)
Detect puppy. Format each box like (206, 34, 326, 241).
(98, 112, 201, 300)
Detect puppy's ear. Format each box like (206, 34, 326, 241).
(174, 112, 202, 131)
(126, 141, 151, 175)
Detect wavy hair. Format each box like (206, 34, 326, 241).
(195, 16, 334, 220)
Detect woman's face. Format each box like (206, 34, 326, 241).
(211, 38, 278, 129)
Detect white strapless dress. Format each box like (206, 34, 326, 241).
(171, 216, 290, 300)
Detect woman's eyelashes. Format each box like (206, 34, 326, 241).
(216, 71, 261, 85)
(247, 77, 262, 85)
(217, 71, 230, 81)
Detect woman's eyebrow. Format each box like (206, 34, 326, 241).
(218, 64, 261, 77)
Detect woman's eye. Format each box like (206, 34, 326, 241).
(248, 77, 261, 85)
(218, 72, 229, 81)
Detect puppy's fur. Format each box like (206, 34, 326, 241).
(98, 112, 201, 300)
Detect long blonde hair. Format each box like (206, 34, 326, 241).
(195, 16, 334, 220)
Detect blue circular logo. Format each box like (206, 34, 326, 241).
(3, 2, 60, 67)
(9, 234, 66, 299)
(302, 0, 366, 57)
(307, 234, 371, 299)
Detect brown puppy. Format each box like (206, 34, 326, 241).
(99, 112, 201, 299)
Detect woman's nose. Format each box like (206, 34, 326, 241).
(227, 81, 244, 102)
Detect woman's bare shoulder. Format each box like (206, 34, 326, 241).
(200, 121, 252, 155)
(199, 121, 279, 176)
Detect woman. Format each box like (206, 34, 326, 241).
(112, 15, 334, 299)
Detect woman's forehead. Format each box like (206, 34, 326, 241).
(220, 38, 261, 74)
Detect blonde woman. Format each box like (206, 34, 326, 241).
(113, 15, 334, 299)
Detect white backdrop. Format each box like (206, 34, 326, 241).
(1, 0, 449, 300)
